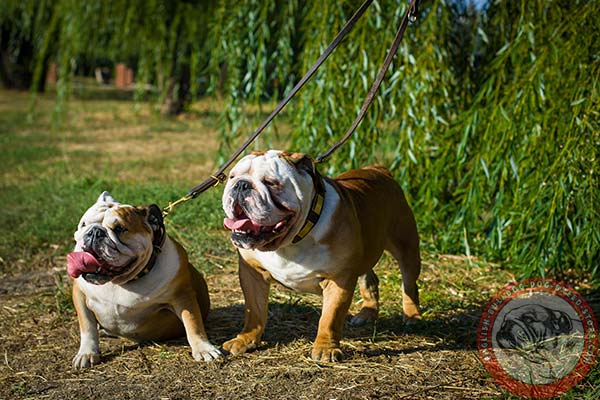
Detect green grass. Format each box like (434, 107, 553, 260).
(0, 88, 597, 399)
(0, 90, 228, 274)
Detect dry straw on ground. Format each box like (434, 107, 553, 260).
(4, 248, 597, 399)
(1, 91, 597, 399)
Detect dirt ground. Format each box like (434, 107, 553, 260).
(0, 90, 598, 399)
(1, 247, 598, 400)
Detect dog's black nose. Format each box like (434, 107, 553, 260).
(85, 226, 106, 242)
(234, 179, 252, 192)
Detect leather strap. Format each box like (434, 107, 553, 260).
(292, 175, 326, 244)
(316, 0, 421, 163)
(185, 0, 375, 200)
(168, 0, 421, 218)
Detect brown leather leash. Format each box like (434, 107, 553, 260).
(316, 0, 420, 163)
(163, 0, 421, 218)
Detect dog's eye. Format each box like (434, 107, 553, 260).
(80, 222, 86, 228)
(262, 179, 277, 187)
(114, 224, 127, 234)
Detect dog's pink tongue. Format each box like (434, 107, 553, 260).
(223, 217, 262, 234)
(67, 251, 103, 278)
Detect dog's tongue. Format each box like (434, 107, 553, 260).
(67, 251, 104, 278)
(223, 217, 262, 235)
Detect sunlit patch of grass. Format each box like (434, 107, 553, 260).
(0, 88, 597, 399)
(0, 89, 224, 268)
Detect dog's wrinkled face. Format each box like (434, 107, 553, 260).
(68, 192, 163, 285)
(222, 150, 316, 251)
(496, 304, 573, 357)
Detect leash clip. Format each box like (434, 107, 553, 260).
(163, 172, 229, 219)
(211, 173, 227, 186)
(162, 194, 193, 219)
(408, 0, 420, 23)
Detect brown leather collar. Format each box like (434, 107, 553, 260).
(292, 174, 326, 244)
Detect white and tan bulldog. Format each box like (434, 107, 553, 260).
(222, 150, 421, 362)
(68, 192, 221, 369)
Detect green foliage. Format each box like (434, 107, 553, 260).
(0, 94, 230, 272)
(0, 0, 56, 90)
(437, 0, 600, 277)
(0, 0, 597, 280)
(212, 0, 600, 280)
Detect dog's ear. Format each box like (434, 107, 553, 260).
(552, 310, 572, 334)
(280, 152, 325, 193)
(281, 152, 314, 172)
(97, 191, 117, 204)
(146, 204, 164, 233)
(135, 204, 165, 246)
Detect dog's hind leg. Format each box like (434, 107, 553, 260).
(349, 270, 379, 326)
(385, 232, 421, 323)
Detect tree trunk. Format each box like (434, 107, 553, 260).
(160, 63, 190, 116)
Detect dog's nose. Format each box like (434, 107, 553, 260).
(85, 226, 106, 242)
(234, 179, 252, 192)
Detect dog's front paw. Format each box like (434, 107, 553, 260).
(192, 342, 222, 362)
(72, 352, 100, 369)
(311, 343, 344, 362)
(222, 335, 258, 355)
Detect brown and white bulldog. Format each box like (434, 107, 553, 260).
(68, 192, 221, 369)
(222, 150, 421, 362)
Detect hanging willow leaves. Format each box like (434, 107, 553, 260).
(0, 0, 598, 281)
